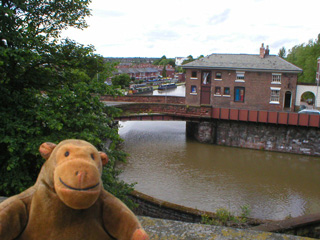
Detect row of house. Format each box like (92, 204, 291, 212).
(183, 44, 303, 112)
(113, 64, 177, 80)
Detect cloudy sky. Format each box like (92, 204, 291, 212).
(61, 0, 319, 58)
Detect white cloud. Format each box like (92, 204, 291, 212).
(60, 0, 320, 58)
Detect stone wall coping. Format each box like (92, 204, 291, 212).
(138, 216, 315, 240)
(251, 213, 320, 232)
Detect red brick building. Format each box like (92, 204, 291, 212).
(182, 44, 303, 112)
(115, 64, 159, 80)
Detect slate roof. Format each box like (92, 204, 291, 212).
(182, 54, 303, 73)
(116, 67, 159, 74)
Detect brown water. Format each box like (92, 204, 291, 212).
(118, 121, 320, 220)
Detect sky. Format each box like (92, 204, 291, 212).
(60, 0, 319, 58)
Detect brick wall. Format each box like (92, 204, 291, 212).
(185, 69, 298, 112)
(101, 95, 185, 105)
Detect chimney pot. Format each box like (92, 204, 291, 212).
(260, 43, 265, 58)
(265, 45, 270, 56)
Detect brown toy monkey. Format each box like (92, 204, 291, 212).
(0, 139, 149, 240)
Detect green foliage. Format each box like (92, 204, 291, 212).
(182, 55, 195, 65)
(162, 65, 167, 78)
(285, 34, 320, 83)
(201, 205, 251, 227)
(153, 55, 175, 68)
(0, 0, 135, 207)
(112, 73, 131, 89)
(240, 204, 251, 220)
(278, 47, 286, 58)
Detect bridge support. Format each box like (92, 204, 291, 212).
(186, 121, 216, 144)
(187, 119, 320, 156)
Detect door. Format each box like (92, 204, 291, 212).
(284, 91, 292, 109)
(200, 71, 211, 105)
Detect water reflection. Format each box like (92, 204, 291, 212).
(118, 121, 320, 220)
(145, 85, 185, 96)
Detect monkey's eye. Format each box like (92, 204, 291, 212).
(65, 151, 69, 157)
(91, 154, 95, 160)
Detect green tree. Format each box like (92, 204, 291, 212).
(112, 73, 131, 89)
(182, 55, 194, 65)
(167, 58, 176, 68)
(285, 34, 320, 83)
(0, 0, 134, 206)
(153, 55, 175, 68)
(278, 47, 286, 58)
(153, 55, 167, 65)
(162, 65, 167, 77)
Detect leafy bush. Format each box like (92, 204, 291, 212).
(0, 0, 135, 207)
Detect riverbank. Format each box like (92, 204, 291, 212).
(129, 190, 320, 238)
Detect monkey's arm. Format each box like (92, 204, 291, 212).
(0, 188, 34, 240)
(101, 191, 149, 240)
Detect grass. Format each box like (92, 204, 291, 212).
(201, 205, 251, 228)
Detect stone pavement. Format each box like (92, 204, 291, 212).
(138, 216, 316, 240)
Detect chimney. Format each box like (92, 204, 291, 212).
(265, 45, 270, 56)
(260, 43, 265, 58)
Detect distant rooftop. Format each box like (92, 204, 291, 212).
(183, 53, 302, 73)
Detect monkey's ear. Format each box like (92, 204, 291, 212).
(99, 152, 109, 166)
(39, 142, 56, 160)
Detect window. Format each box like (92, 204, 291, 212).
(270, 87, 280, 103)
(272, 73, 281, 83)
(190, 85, 197, 94)
(236, 72, 245, 81)
(214, 87, 221, 95)
(191, 71, 197, 78)
(234, 87, 245, 102)
(223, 87, 230, 96)
(202, 72, 210, 84)
(215, 72, 222, 79)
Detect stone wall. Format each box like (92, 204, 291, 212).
(130, 190, 214, 223)
(189, 120, 320, 156)
(139, 216, 315, 240)
(130, 191, 320, 238)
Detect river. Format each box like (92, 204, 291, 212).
(146, 84, 186, 96)
(117, 86, 320, 221)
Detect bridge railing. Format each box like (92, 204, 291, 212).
(213, 108, 320, 128)
(101, 95, 185, 104)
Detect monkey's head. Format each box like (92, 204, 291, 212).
(39, 139, 108, 209)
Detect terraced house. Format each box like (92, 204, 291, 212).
(183, 44, 303, 112)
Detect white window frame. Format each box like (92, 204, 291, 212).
(191, 71, 198, 80)
(272, 73, 281, 84)
(223, 87, 231, 97)
(214, 72, 222, 81)
(214, 86, 221, 96)
(190, 85, 197, 95)
(235, 71, 245, 82)
(270, 87, 280, 104)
